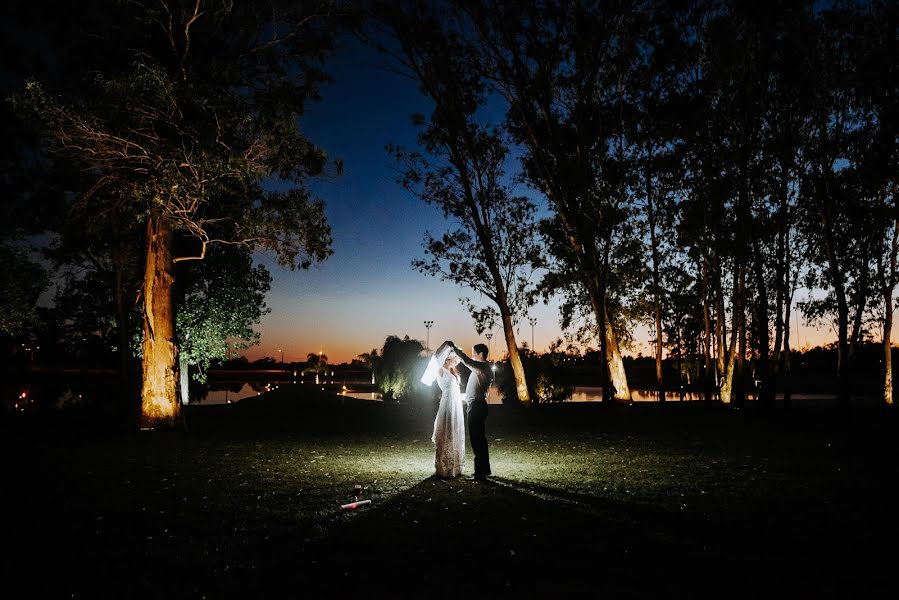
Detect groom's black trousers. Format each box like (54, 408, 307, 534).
(467, 401, 491, 477)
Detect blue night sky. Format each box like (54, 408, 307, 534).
(248, 35, 567, 364)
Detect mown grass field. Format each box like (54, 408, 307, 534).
(3, 387, 897, 599)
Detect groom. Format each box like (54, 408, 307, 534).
(447, 340, 492, 481)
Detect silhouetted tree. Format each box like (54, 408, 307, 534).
(374, 1, 542, 405)
(464, 1, 644, 401)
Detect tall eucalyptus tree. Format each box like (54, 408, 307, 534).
(374, 1, 541, 405)
(463, 0, 645, 401)
(14, 1, 345, 427)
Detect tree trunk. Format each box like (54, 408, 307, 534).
(595, 273, 612, 403)
(734, 267, 747, 409)
(140, 216, 181, 429)
(883, 288, 893, 406)
(720, 268, 741, 404)
(702, 254, 714, 403)
(751, 236, 774, 410)
(715, 255, 727, 379)
(816, 174, 851, 411)
(645, 154, 665, 402)
(783, 224, 793, 411)
(822, 215, 851, 411)
(179, 353, 190, 406)
(113, 246, 136, 423)
(497, 297, 530, 406)
(883, 220, 898, 406)
(605, 313, 632, 402)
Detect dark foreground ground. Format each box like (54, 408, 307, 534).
(2, 388, 898, 599)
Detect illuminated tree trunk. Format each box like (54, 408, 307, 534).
(498, 305, 530, 406)
(882, 220, 898, 406)
(720, 322, 738, 404)
(715, 256, 727, 380)
(883, 286, 893, 406)
(179, 352, 190, 406)
(720, 267, 743, 404)
(140, 216, 181, 428)
(605, 314, 631, 402)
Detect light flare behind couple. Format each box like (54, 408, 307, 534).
(420, 340, 492, 481)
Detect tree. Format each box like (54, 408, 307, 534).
(175, 245, 271, 405)
(357, 349, 380, 384)
(13, 1, 345, 427)
(795, 2, 888, 411)
(464, 0, 643, 402)
(0, 244, 48, 336)
(374, 1, 542, 405)
(305, 352, 329, 379)
(373, 335, 426, 401)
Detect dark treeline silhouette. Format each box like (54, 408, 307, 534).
(3, 1, 895, 418)
(372, 0, 896, 410)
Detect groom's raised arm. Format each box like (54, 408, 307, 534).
(449, 343, 481, 371)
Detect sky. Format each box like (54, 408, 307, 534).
(241, 35, 853, 366)
(246, 35, 568, 364)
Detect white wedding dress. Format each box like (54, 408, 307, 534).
(432, 368, 466, 478)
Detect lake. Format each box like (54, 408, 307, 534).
(5, 376, 876, 411)
(192, 381, 865, 407)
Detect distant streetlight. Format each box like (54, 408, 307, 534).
(424, 320, 434, 351)
(278, 348, 283, 365)
(528, 317, 537, 352)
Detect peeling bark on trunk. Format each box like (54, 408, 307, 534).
(140, 216, 181, 429)
(715, 256, 727, 379)
(179, 353, 190, 406)
(605, 314, 631, 402)
(720, 267, 742, 404)
(498, 298, 530, 406)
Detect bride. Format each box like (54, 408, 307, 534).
(420, 341, 466, 478)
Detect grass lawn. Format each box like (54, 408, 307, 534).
(2, 387, 897, 598)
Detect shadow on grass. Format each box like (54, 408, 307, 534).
(207, 471, 891, 599)
(5, 392, 897, 599)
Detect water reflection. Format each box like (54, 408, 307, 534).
(194, 380, 285, 405)
(3, 378, 112, 412)
(4, 378, 869, 410)
(568, 386, 865, 405)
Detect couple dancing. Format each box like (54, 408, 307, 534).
(420, 340, 492, 481)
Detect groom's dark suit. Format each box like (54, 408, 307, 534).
(454, 346, 492, 479)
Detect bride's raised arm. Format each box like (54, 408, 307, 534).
(421, 341, 454, 385)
